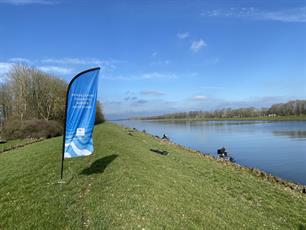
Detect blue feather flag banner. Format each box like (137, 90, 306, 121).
(63, 68, 100, 158)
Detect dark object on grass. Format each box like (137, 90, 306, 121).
(128, 132, 133, 136)
(303, 188, 306, 194)
(217, 147, 227, 157)
(162, 134, 169, 140)
(150, 148, 169, 156)
(81, 154, 118, 175)
(143, 129, 146, 133)
(0, 140, 7, 144)
(217, 147, 234, 162)
(226, 156, 235, 162)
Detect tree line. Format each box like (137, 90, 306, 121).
(140, 100, 306, 120)
(0, 64, 104, 140)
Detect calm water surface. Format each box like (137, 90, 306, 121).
(115, 120, 306, 185)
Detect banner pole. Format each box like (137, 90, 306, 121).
(61, 81, 70, 180)
(60, 112, 66, 179)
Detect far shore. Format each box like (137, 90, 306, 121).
(132, 115, 306, 122)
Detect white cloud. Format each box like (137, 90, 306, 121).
(42, 57, 107, 66)
(192, 95, 207, 101)
(9, 57, 30, 63)
(0, 57, 117, 76)
(7, 56, 111, 67)
(201, 7, 306, 23)
(38, 66, 73, 75)
(141, 72, 176, 80)
(0, 0, 58, 5)
(177, 32, 189, 39)
(190, 39, 206, 52)
(0, 62, 13, 76)
(103, 72, 177, 81)
(41, 57, 117, 73)
(261, 7, 306, 22)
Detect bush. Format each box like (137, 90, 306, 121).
(95, 101, 105, 125)
(3, 119, 63, 140)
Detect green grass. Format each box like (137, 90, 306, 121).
(0, 139, 32, 152)
(0, 122, 305, 229)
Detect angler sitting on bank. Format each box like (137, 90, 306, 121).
(162, 134, 169, 140)
(217, 147, 227, 157)
(217, 147, 234, 162)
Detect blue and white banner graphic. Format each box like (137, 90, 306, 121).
(64, 68, 100, 158)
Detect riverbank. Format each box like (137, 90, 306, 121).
(0, 122, 305, 229)
(136, 115, 306, 122)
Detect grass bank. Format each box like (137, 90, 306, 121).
(0, 138, 43, 153)
(0, 122, 305, 229)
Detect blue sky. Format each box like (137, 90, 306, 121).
(0, 0, 305, 119)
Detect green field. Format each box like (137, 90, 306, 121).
(0, 122, 305, 229)
(0, 139, 34, 153)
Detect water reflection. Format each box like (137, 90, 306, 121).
(273, 131, 306, 139)
(148, 120, 271, 126)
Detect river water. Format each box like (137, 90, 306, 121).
(115, 120, 306, 185)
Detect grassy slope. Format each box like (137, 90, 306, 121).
(0, 139, 30, 152)
(0, 122, 305, 229)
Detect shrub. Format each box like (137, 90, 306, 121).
(3, 119, 63, 140)
(95, 101, 105, 125)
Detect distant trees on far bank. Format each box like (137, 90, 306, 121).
(140, 100, 306, 120)
(0, 64, 105, 140)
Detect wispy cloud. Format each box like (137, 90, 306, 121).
(150, 59, 171, 66)
(123, 96, 149, 106)
(41, 57, 115, 67)
(125, 90, 136, 96)
(124, 96, 138, 101)
(262, 7, 306, 22)
(0, 75, 8, 83)
(105, 95, 299, 119)
(0, 0, 58, 5)
(201, 7, 306, 23)
(213, 96, 296, 109)
(133, 99, 148, 106)
(42, 57, 118, 74)
(190, 39, 206, 52)
(0, 62, 14, 76)
(104, 72, 177, 81)
(3, 56, 118, 76)
(137, 72, 176, 80)
(38, 66, 73, 75)
(140, 90, 166, 96)
(8, 57, 30, 63)
(177, 32, 189, 39)
(192, 95, 207, 101)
